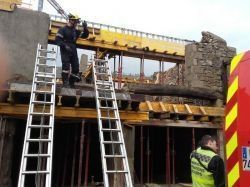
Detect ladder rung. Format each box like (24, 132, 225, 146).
(33, 90, 54, 94)
(99, 107, 116, 110)
(30, 112, 53, 116)
(24, 154, 51, 157)
(34, 80, 54, 84)
(39, 49, 56, 54)
(36, 72, 55, 76)
(32, 101, 53, 105)
(38, 56, 56, 61)
(98, 97, 115, 101)
(97, 87, 113, 91)
(103, 141, 123, 144)
(94, 65, 109, 69)
(104, 155, 125, 158)
(22, 171, 50, 174)
(106, 170, 128, 173)
(100, 117, 118, 120)
(36, 63, 55, 68)
(94, 59, 108, 63)
(96, 81, 112, 84)
(36, 74, 55, 78)
(27, 139, 51, 142)
(101, 128, 120, 132)
(95, 72, 111, 76)
(28, 125, 52, 128)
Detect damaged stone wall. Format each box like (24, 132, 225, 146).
(185, 31, 236, 102)
(150, 32, 236, 104)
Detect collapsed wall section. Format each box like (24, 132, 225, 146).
(0, 8, 50, 81)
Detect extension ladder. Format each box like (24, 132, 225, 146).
(18, 44, 57, 187)
(93, 59, 133, 187)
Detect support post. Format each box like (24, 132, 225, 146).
(140, 56, 145, 82)
(192, 128, 195, 150)
(84, 125, 91, 187)
(71, 126, 78, 187)
(114, 55, 116, 78)
(172, 129, 175, 184)
(62, 130, 70, 187)
(77, 120, 86, 187)
(166, 127, 171, 187)
(140, 126, 144, 186)
(146, 127, 150, 183)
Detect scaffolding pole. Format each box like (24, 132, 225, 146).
(84, 125, 90, 187)
(77, 120, 86, 187)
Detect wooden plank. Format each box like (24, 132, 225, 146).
(146, 101, 153, 111)
(0, 103, 149, 121)
(172, 104, 179, 113)
(199, 106, 207, 115)
(139, 102, 224, 117)
(184, 104, 192, 114)
(124, 119, 223, 129)
(159, 102, 167, 112)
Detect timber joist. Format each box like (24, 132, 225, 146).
(0, 103, 149, 121)
(140, 101, 224, 122)
(48, 20, 187, 63)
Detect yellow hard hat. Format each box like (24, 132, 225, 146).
(68, 13, 81, 22)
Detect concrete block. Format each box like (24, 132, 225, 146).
(0, 8, 50, 81)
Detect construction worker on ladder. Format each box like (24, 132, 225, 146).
(55, 14, 89, 88)
(190, 135, 225, 187)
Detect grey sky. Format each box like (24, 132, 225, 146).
(28, 0, 250, 75)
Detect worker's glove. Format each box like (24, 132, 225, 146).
(82, 21, 87, 29)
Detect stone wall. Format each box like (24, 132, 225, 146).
(0, 8, 50, 82)
(185, 31, 236, 100)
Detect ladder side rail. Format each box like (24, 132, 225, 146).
(18, 43, 42, 187)
(45, 48, 57, 187)
(92, 60, 110, 187)
(107, 61, 133, 186)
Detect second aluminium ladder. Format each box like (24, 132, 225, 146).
(93, 59, 133, 187)
(18, 44, 57, 187)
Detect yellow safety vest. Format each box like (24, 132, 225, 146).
(191, 147, 217, 187)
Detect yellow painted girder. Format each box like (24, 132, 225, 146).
(0, 0, 21, 11)
(139, 102, 224, 117)
(0, 103, 149, 121)
(49, 20, 185, 56)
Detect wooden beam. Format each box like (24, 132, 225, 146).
(124, 119, 223, 129)
(146, 101, 153, 111)
(159, 102, 167, 112)
(0, 103, 149, 121)
(139, 102, 224, 117)
(184, 104, 192, 114)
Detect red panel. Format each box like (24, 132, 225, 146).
(236, 53, 250, 186)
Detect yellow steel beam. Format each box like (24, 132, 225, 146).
(0, 0, 21, 11)
(0, 103, 149, 121)
(49, 20, 186, 59)
(139, 101, 224, 117)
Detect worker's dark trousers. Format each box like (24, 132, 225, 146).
(60, 48, 79, 86)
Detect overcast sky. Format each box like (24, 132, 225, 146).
(27, 0, 250, 75)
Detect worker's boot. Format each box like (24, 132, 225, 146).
(61, 71, 70, 88)
(70, 73, 81, 82)
(69, 73, 81, 88)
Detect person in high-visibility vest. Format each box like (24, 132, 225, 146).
(190, 135, 225, 187)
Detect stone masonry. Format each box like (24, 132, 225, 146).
(185, 31, 236, 101)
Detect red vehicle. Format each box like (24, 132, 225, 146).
(225, 51, 250, 186)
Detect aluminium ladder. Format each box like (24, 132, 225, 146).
(18, 44, 57, 187)
(93, 59, 133, 187)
